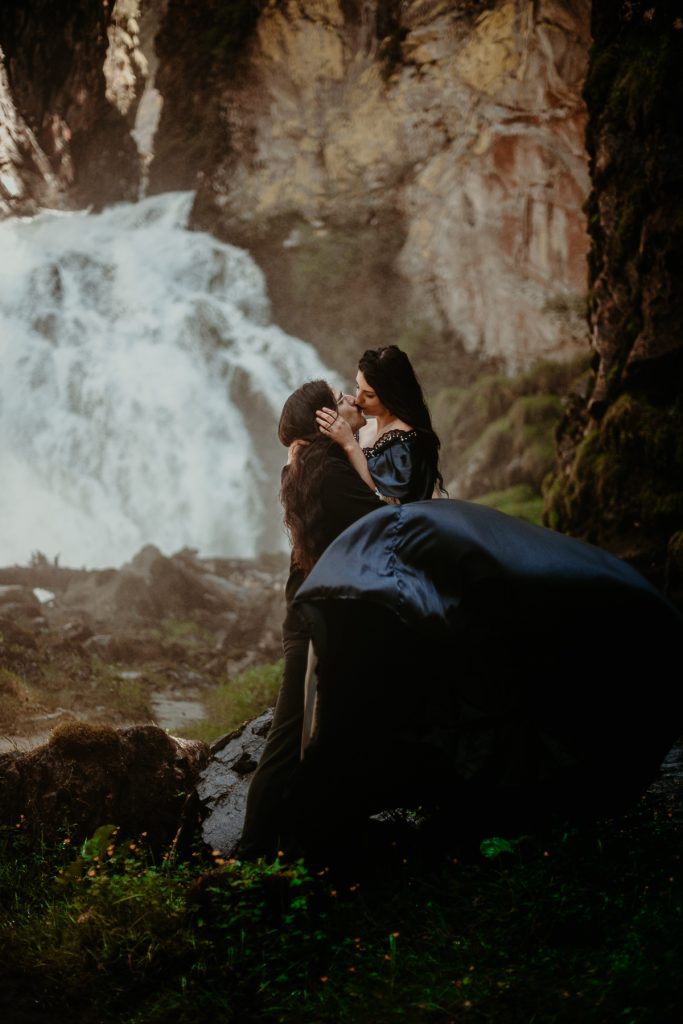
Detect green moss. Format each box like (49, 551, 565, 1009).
(432, 374, 517, 482)
(601, 394, 683, 474)
(524, 353, 592, 393)
(543, 392, 683, 559)
(435, 356, 589, 502)
(474, 485, 544, 526)
(642, 491, 683, 520)
(48, 721, 120, 757)
(544, 430, 603, 536)
(509, 394, 563, 429)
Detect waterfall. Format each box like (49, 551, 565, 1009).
(0, 191, 335, 568)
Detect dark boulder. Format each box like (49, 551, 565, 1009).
(0, 721, 208, 846)
(198, 709, 273, 855)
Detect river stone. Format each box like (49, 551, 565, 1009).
(198, 709, 273, 855)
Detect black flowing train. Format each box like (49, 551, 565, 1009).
(287, 499, 682, 845)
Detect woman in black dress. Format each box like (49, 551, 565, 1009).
(245, 355, 682, 859)
(288, 498, 682, 851)
(316, 345, 444, 503)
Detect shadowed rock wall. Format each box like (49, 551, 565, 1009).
(545, 0, 683, 591)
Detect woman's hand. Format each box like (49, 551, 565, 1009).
(287, 439, 309, 465)
(316, 407, 355, 449)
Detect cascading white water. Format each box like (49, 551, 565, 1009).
(0, 191, 335, 567)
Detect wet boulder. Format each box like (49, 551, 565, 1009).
(198, 709, 273, 855)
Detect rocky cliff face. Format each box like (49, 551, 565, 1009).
(545, 1, 683, 591)
(152, 0, 591, 375)
(0, 0, 140, 215)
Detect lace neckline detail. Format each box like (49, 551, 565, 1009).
(362, 428, 418, 459)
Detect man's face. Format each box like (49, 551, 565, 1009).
(335, 390, 366, 433)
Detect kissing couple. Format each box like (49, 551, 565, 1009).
(239, 346, 681, 863)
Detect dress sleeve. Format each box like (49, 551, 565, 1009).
(368, 440, 418, 501)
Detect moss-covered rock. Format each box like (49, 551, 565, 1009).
(433, 355, 589, 505)
(0, 723, 208, 845)
(543, 3, 683, 590)
(545, 392, 683, 578)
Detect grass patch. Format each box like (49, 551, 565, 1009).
(182, 660, 283, 743)
(0, 786, 681, 1023)
(474, 484, 544, 526)
(155, 618, 213, 645)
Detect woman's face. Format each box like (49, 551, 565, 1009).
(355, 370, 388, 419)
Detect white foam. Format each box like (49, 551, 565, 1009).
(0, 192, 334, 567)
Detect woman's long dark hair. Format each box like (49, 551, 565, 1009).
(279, 380, 337, 575)
(359, 345, 445, 494)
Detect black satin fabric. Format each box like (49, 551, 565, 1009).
(365, 432, 434, 502)
(289, 500, 682, 839)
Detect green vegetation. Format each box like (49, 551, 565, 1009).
(1, 787, 681, 1023)
(474, 484, 544, 526)
(544, 393, 683, 556)
(432, 355, 590, 517)
(0, 613, 234, 738)
(0, 666, 33, 731)
(183, 660, 284, 744)
(152, 617, 213, 646)
(0, 620, 153, 731)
